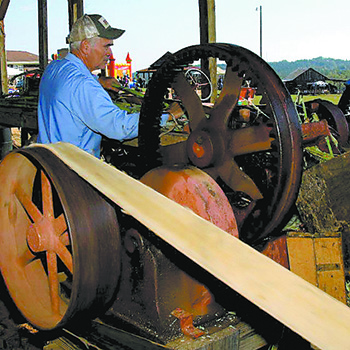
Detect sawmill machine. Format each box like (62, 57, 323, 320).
(2, 44, 350, 349)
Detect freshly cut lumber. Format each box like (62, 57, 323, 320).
(34, 142, 350, 350)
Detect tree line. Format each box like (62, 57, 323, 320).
(268, 57, 350, 81)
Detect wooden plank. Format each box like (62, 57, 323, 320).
(34, 143, 350, 350)
(165, 326, 239, 350)
(314, 237, 344, 265)
(59, 318, 252, 350)
(235, 322, 267, 350)
(0, 108, 38, 129)
(314, 237, 346, 303)
(287, 237, 317, 285)
(287, 235, 347, 304)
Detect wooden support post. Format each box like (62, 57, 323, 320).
(37, 0, 48, 70)
(0, 20, 7, 94)
(0, 0, 8, 95)
(68, 0, 84, 30)
(198, 0, 217, 103)
(0, 2, 12, 158)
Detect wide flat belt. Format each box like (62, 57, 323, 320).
(34, 142, 350, 350)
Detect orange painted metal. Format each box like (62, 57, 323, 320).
(261, 235, 289, 269)
(108, 166, 235, 341)
(171, 308, 205, 338)
(0, 148, 121, 330)
(301, 119, 341, 154)
(141, 166, 238, 237)
(301, 120, 330, 144)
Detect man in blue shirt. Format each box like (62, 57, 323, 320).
(37, 14, 169, 158)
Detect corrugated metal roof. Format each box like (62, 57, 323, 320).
(283, 67, 329, 82)
(283, 68, 309, 81)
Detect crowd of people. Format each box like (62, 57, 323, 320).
(116, 74, 146, 90)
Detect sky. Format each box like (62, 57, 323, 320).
(3, 0, 350, 73)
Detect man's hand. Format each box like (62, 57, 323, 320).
(99, 76, 121, 92)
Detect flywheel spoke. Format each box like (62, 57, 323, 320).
(15, 186, 42, 223)
(210, 65, 243, 127)
(172, 71, 206, 130)
(47, 250, 60, 315)
(55, 240, 73, 274)
(229, 124, 274, 157)
(41, 170, 54, 217)
(40, 170, 72, 272)
(54, 214, 68, 237)
(17, 248, 36, 267)
(160, 141, 189, 166)
(217, 157, 263, 201)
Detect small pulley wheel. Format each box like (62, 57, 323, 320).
(0, 147, 121, 330)
(305, 99, 349, 147)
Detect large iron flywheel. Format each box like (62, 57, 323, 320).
(0, 147, 121, 330)
(139, 43, 303, 246)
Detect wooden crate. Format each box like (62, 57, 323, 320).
(287, 234, 347, 304)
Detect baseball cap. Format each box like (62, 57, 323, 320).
(67, 14, 125, 43)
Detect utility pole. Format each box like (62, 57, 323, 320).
(198, 0, 217, 102)
(259, 5, 262, 57)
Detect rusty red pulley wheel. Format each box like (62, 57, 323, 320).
(305, 99, 349, 147)
(0, 147, 121, 330)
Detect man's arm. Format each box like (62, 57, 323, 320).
(98, 76, 121, 92)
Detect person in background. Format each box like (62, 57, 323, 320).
(37, 14, 170, 158)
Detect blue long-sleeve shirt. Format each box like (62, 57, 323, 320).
(37, 53, 167, 157)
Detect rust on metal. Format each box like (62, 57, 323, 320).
(141, 166, 238, 237)
(301, 119, 330, 143)
(171, 308, 205, 338)
(139, 43, 303, 245)
(0, 148, 121, 330)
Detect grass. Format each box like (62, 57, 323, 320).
(247, 93, 342, 107)
(291, 94, 342, 105)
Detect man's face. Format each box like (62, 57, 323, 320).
(85, 37, 113, 71)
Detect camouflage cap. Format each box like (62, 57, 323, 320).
(67, 14, 125, 43)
